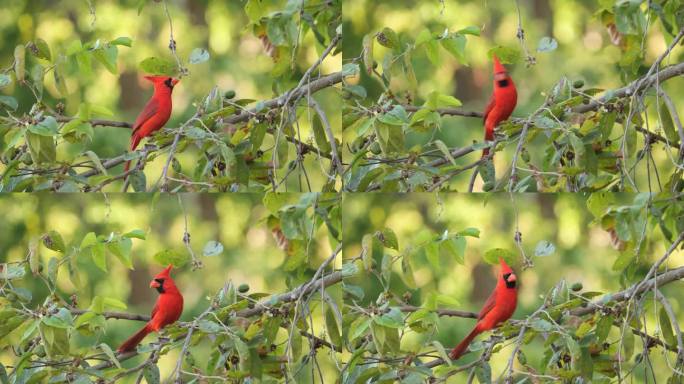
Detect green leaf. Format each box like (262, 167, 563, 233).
(595, 314, 613, 343)
(0, 74, 11, 88)
(53, 57, 69, 97)
(587, 192, 615, 219)
(434, 140, 456, 165)
(26, 131, 56, 164)
(475, 362, 492, 384)
(202, 241, 224, 257)
(529, 318, 554, 332)
(93, 45, 118, 74)
(123, 229, 146, 240)
(458, 228, 480, 237)
(14, 44, 25, 82)
(198, 319, 222, 333)
(659, 101, 679, 144)
(103, 297, 127, 310)
(130, 170, 147, 192)
(534, 240, 555, 257)
(374, 307, 403, 329)
(440, 34, 467, 63)
(42, 230, 66, 252)
(84, 150, 107, 176)
(341, 63, 359, 76)
(425, 39, 440, 65)
(91, 242, 106, 272)
(42, 308, 73, 329)
(537, 36, 558, 52)
(61, 120, 93, 143)
(189, 48, 210, 64)
(362, 33, 374, 74)
(457, 26, 481, 36)
(349, 317, 371, 342)
(378, 105, 408, 126)
(659, 307, 676, 347)
(153, 249, 189, 267)
(361, 234, 373, 271)
(378, 228, 398, 250)
(401, 247, 416, 289)
(441, 236, 466, 264)
(488, 46, 521, 64)
(0, 96, 18, 110)
(0, 265, 25, 280)
(377, 27, 400, 49)
(425, 91, 461, 109)
(139, 57, 176, 76)
(483, 248, 516, 265)
(325, 305, 342, 347)
(263, 193, 290, 213)
(312, 111, 332, 154)
(29, 116, 59, 136)
(80, 232, 97, 250)
(107, 237, 133, 269)
(431, 341, 452, 365)
(415, 29, 432, 46)
(99, 343, 122, 369)
(622, 325, 634, 360)
(32, 38, 52, 61)
(275, 130, 288, 168)
(143, 364, 160, 384)
(110, 37, 132, 47)
(424, 241, 439, 269)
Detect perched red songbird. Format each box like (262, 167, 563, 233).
(482, 55, 517, 158)
(449, 257, 518, 360)
(124, 76, 179, 172)
(117, 265, 184, 353)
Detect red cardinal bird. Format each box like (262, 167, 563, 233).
(449, 257, 518, 360)
(117, 265, 184, 353)
(124, 76, 179, 172)
(482, 55, 517, 158)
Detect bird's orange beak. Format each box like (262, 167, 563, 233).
(150, 279, 161, 288)
(171, 78, 180, 86)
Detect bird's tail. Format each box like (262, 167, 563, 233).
(117, 323, 152, 353)
(449, 327, 481, 360)
(124, 135, 142, 173)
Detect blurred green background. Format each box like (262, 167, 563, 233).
(342, 0, 684, 190)
(342, 193, 684, 381)
(0, 193, 340, 382)
(0, 0, 341, 190)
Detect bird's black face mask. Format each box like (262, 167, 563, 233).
(164, 78, 175, 89)
(503, 273, 517, 289)
(153, 278, 165, 293)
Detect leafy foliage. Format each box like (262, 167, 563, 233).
(0, 193, 343, 382)
(0, 0, 343, 192)
(342, 0, 684, 192)
(341, 192, 684, 382)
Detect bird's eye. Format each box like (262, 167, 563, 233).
(502, 273, 511, 281)
(164, 78, 173, 88)
(155, 278, 164, 284)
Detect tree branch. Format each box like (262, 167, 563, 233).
(71, 71, 346, 179)
(571, 264, 684, 317)
(573, 62, 684, 114)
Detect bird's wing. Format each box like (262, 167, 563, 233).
(150, 301, 159, 321)
(477, 289, 497, 320)
(483, 95, 496, 124)
(132, 97, 160, 135)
